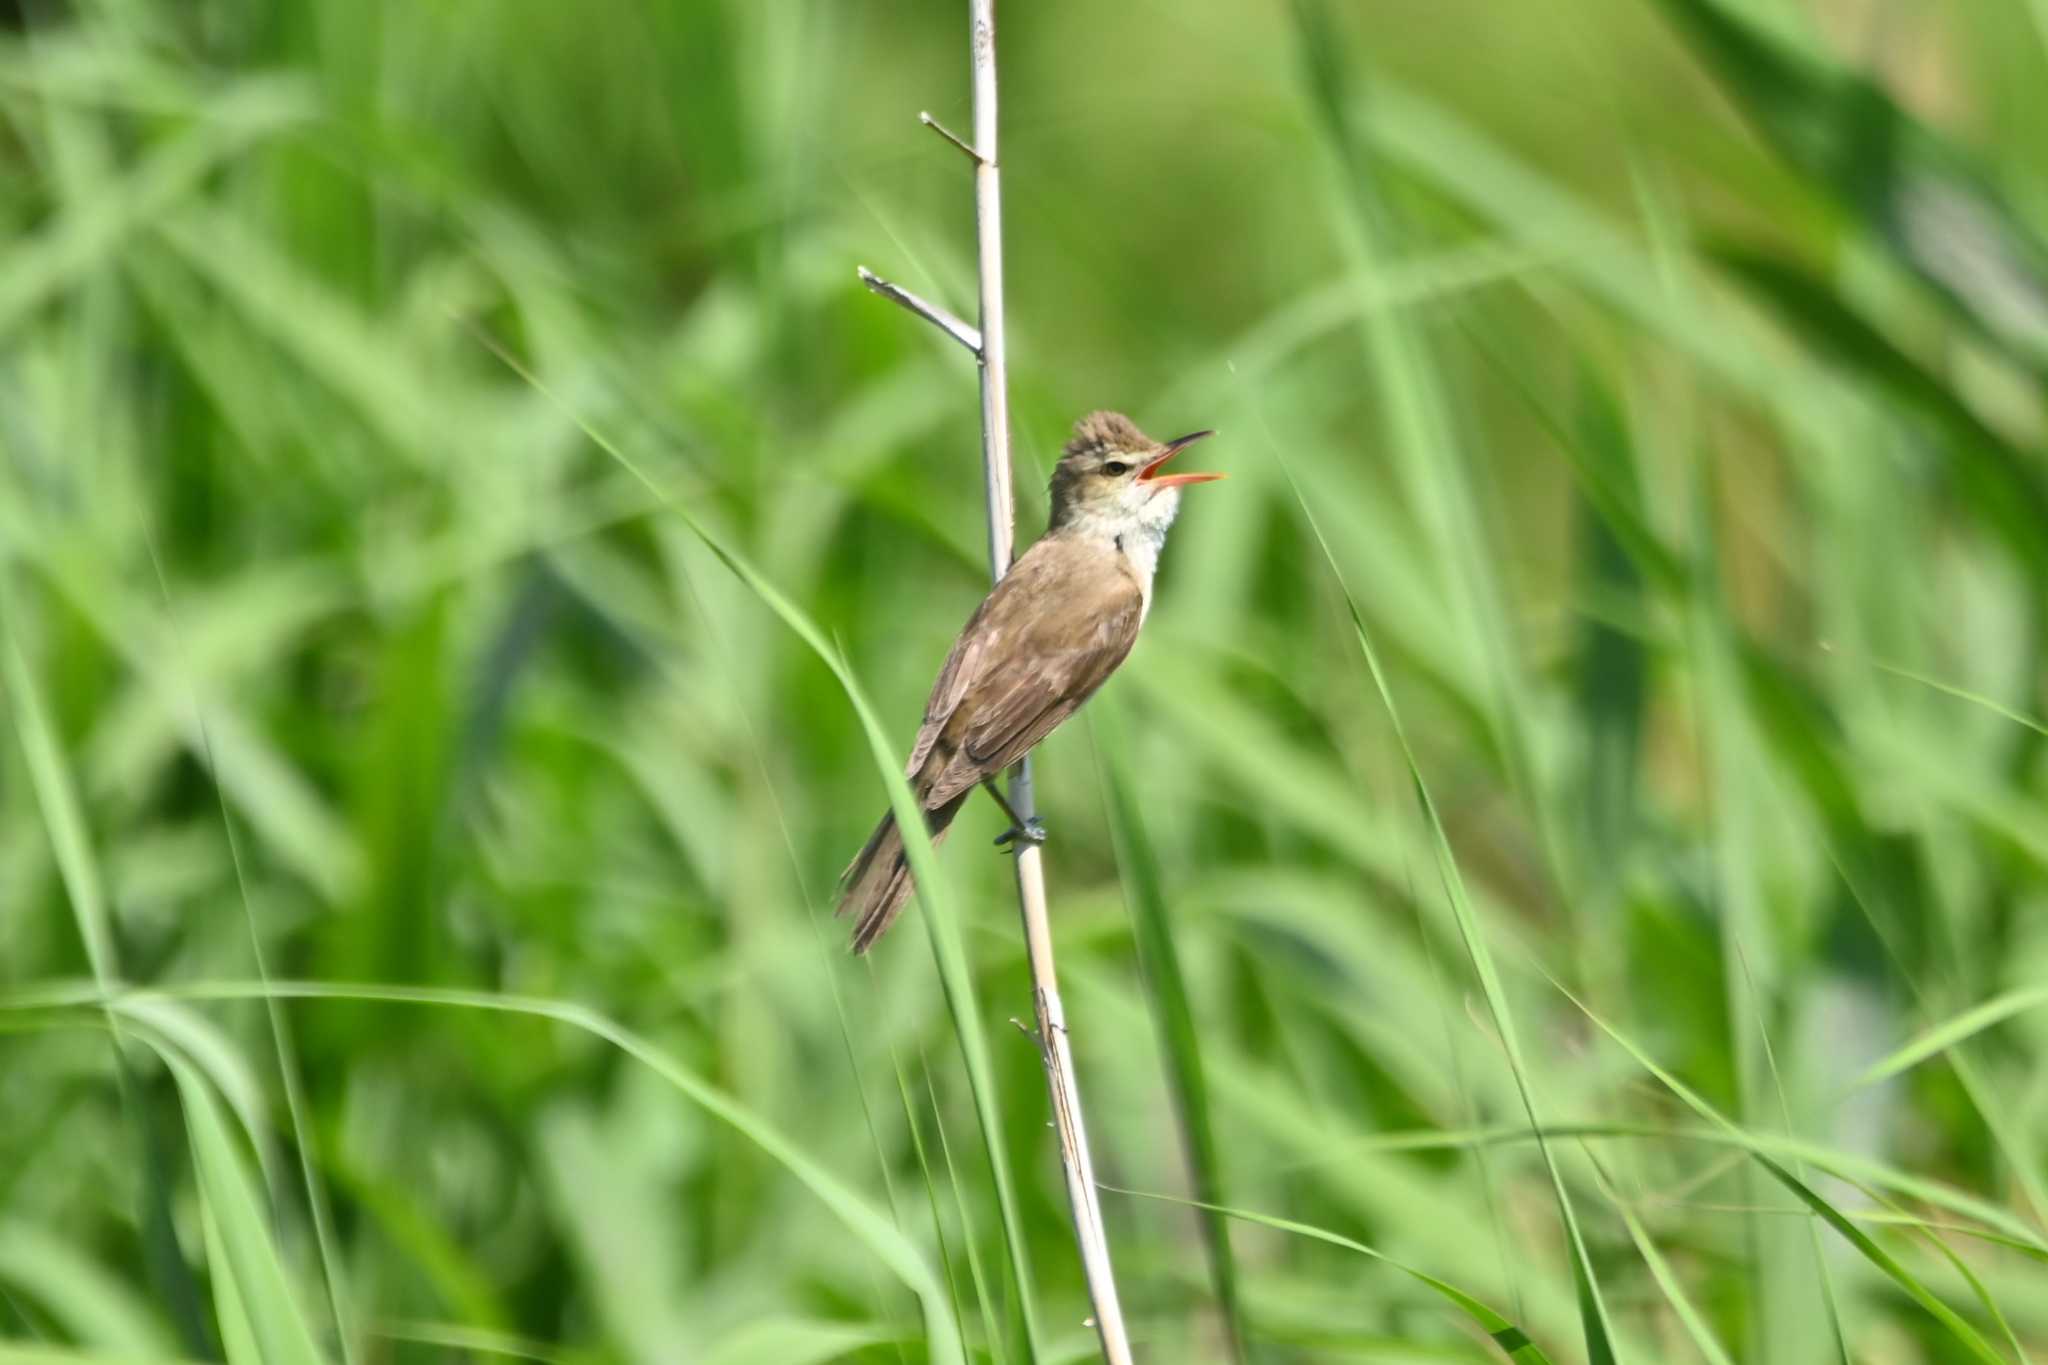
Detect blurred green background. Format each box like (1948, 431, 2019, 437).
(4, 0, 2047, 1361)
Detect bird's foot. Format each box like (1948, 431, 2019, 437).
(993, 816, 1048, 850)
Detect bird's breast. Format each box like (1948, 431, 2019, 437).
(1112, 523, 1167, 621)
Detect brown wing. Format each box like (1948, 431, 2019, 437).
(912, 538, 1144, 807)
(904, 587, 1005, 780)
(905, 539, 1074, 783)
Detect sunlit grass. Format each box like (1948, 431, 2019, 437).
(3, 0, 2046, 1362)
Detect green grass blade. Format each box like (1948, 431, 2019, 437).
(893, 1055, 986, 1365)
(1275, 1117, 2048, 1259)
(0, 1350, 201, 1365)
(95, 984, 960, 1363)
(354, 1320, 577, 1363)
(473, 334, 1038, 1360)
(1564, 374, 1654, 877)
(198, 1198, 261, 1365)
(701, 1318, 904, 1365)
(1, 581, 118, 984)
(1551, 978, 2015, 1365)
(1647, 0, 2048, 372)
(1893, 1207, 2034, 1364)
(1710, 248, 2048, 593)
(1283, 470, 1624, 1364)
(155, 211, 448, 471)
(1852, 988, 2048, 1089)
(1584, 1154, 1737, 1365)
(18, 546, 362, 903)
(1827, 649, 2048, 739)
(1742, 952, 1853, 1365)
(1290, 0, 1571, 917)
(1108, 1185, 1554, 1364)
(9, 6, 2048, 1361)
(110, 998, 273, 1183)
(325, 1161, 508, 1333)
(0, 78, 306, 343)
(150, 1045, 327, 1365)
(0, 1223, 178, 1356)
(1, 576, 214, 1355)
(1093, 703, 1249, 1363)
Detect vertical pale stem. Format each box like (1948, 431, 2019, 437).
(966, 3, 1134, 1363)
(972, 5, 1014, 577)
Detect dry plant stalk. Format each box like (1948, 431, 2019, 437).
(857, 2, 1135, 1361)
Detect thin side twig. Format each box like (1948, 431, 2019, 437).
(920, 111, 985, 164)
(857, 267, 982, 356)
(858, 2, 1136, 1362)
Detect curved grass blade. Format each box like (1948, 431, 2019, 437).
(1284, 30, 1628, 1360)
(1, 577, 213, 1355)
(915, 1057, 1005, 1365)
(0, 1222, 178, 1356)
(1282, 469, 1623, 1363)
(359, 1320, 579, 1363)
(199, 1199, 262, 1365)
(1, 586, 119, 984)
(149, 1045, 326, 1365)
(702, 1318, 904, 1365)
(1584, 1154, 1737, 1365)
(22, 982, 960, 1362)
(470, 327, 1040, 1359)
(1890, 1202, 2033, 1364)
(110, 1000, 266, 1167)
(1093, 703, 1248, 1363)
(1822, 647, 2048, 740)
(1290, 0, 1575, 917)
(1740, 953, 1852, 1365)
(1107, 1186, 1553, 1364)
(1550, 978, 2015, 1365)
(1275, 1117, 2048, 1260)
(1852, 988, 2048, 1090)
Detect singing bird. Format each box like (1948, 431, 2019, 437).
(837, 411, 1223, 951)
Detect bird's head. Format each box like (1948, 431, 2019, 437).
(1047, 411, 1221, 536)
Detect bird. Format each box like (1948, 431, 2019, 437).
(836, 410, 1223, 951)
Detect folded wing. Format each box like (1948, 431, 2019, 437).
(909, 538, 1144, 808)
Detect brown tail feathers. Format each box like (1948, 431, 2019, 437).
(837, 794, 968, 952)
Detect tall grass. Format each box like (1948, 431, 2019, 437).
(2, 1, 2045, 1361)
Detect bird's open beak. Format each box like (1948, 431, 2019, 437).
(1139, 430, 1224, 488)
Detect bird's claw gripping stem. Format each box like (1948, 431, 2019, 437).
(980, 777, 1046, 850)
(993, 816, 1048, 850)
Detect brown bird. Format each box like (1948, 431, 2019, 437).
(837, 411, 1223, 951)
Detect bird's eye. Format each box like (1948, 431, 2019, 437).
(1103, 460, 1130, 477)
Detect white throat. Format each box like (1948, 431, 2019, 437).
(1061, 487, 1182, 619)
